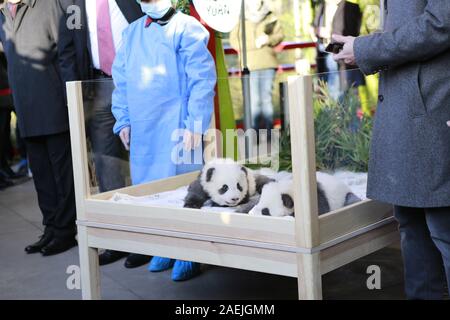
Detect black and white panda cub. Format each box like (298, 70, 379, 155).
(183, 158, 273, 209)
(239, 172, 361, 217)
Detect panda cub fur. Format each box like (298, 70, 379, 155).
(239, 172, 361, 217)
(183, 158, 273, 209)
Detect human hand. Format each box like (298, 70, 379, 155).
(332, 34, 356, 66)
(255, 34, 269, 49)
(119, 126, 131, 151)
(183, 130, 202, 152)
(447, 121, 450, 127)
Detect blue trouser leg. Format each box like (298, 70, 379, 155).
(86, 80, 127, 193)
(394, 206, 450, 299)
(258, 69, 275, 131)
(249, 71, 262, 129)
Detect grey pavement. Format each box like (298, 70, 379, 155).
(0, 180, 406, 300)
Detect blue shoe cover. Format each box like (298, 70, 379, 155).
(148, 256, 175, 272)
(171, 260, 201, 281)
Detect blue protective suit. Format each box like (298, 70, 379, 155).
(112, 12, 217, 185)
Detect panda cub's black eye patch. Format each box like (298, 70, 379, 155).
(282, 194, 294, 209)
(237, 183, 243, 192)
(219, 184, 229, 195)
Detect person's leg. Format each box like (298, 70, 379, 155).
(0, 110, 13, 175)
(87, 82, 127, 193)
(394, 205, 446, 299)
(0, 109, 9, 168)
(24, 136, 57, 252)
(259, 69, 275, 132)
(15, 121, 29, 176)
(425, 207, 450, 297)
(45, 132, 77, 239)
(0, 109, 12, 189)
(38, 132, 77, 256)
(249, 70, 262, 130)
(325, 53, 340, 100)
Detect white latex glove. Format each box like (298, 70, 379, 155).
(447, 121, 450, 127)
(255, 34, 269, 49)
(119, 126, 131, 151)
(183, 130, 202, 152)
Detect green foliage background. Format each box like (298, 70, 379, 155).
(263, 82, 373, 173)
(176, 0, 190, 14)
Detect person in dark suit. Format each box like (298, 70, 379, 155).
(59, 0, 150, 268)
(0, 0, 77, 255)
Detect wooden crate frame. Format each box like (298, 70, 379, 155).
(67, 75, 398, 300)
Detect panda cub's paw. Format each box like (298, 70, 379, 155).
(234, 194, 261, 214)
(183, 178, 209, 209)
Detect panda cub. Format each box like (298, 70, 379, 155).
(183, 158, 273, 209)
(243, 172, 361, 217)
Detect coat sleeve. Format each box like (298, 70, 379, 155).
(111, 29, 130, 135)
(179, 19, 217, 135)
(55, 0, 79, 83)
(267, 20, 284, 47)
(354, 0, 450, 75)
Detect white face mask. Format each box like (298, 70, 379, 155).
(137, 0, 173, 19)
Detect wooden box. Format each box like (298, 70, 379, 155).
(67, 75, 398, 300)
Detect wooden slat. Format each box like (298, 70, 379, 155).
(91, 171, 199, 200)
(288, 75, 322, 300)
(77, 226, 101, 300)
(319, 200, 394, 244)
(320, 222, 399, 275)
(67, 81, 91, 217)
(85, 199, 297, 246)
(288, 75, 320, 249)
(87, 227, 298, 277)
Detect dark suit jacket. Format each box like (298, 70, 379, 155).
(59, 0, 143, 82)
(0, 0, 72, 137)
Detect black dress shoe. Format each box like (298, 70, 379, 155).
(99, 250, 129, 266)
(124, 254, 151, 269)
(0, 167, 21, 179)
(41, 237, 77, 256)
(0, 177, 13, 190)
(25, 233, 53, 254)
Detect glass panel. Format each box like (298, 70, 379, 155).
(78, 68, 373, 218)
(79, 73, 290, 216)
(81, 79, 130, 195)
(312, 69, 374, 214)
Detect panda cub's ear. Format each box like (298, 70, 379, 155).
(254, 175, 276, 194)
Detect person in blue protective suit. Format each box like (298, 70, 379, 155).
(111, 0, 217, 281)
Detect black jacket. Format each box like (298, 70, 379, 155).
(0, 0, 72, 137)
(59, 0, 143, 82)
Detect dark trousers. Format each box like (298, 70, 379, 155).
(394, 206, 450, 299)
(84, 78, 127, 193)
(0, 109, 11, 168)
(25, 132, 76, 239)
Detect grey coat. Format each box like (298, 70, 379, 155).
(0, 0, 70, 137)
(354, 0, 450, 207)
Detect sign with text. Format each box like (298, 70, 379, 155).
(193, 0, 242, 33)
